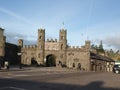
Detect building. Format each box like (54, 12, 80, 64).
(0, 28, 19, 67)
(0, 28, 5, 67)
(0, 28, 5, 57)
(19, 28, 114, 71)
(0, 27, 114, 71)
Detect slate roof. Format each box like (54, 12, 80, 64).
(90, 52, 115, 62)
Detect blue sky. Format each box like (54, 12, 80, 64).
(0, 0, 120, 50)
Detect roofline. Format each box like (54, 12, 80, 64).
(0, 28, 4, 31)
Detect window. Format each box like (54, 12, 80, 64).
(61, 36, 64, 40)
(61, 44, 63, 50)
(38, 53, 40, 58)
(39, 36, 42, 39)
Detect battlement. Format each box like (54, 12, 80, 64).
(0, 27, 4, 31)
(0, 28, 4, 36)
(60, 29, 67, 33)
(46, 38, 58, 42)
(38, 28, 45, 32)
(67, 45, 90, 51)
(23, 45, 37, 49)
(67, 46, 81, 50)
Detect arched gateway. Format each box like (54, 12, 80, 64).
(45, 54, 56, 67)
(0, 28, 115, 72)
(20, 28, 94, 71)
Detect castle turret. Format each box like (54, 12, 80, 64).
(59, 29, 67, 50)
(85, 40, 91, 50)
(58, 29, 67, 66)
(18, 39, 23, 47)
(37, 28, 45, 65)
(0, 28, 5, 57)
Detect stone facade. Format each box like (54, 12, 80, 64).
(0, 28, 5, 57)
(90, 52, 115, 72)
(0, 27, 114, 71)
(0, 28, 19, 66)
(20, 28, 91, 71)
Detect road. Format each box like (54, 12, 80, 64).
(0, 67, 120, 90)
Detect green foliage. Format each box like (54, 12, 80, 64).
(117, 57, 120, 61)
(91, 42, 120, 61)
(98, 40, 103, 50)
(91, 43, 105, 54)
(91, 44, 97, 49)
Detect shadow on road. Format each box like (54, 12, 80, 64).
(0, 78, 120, 90)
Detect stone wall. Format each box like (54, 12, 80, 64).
(67, 50, 90, 70)
(21, 46, 37, 65)
(0, 28, 5, 57)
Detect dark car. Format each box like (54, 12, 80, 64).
(113, 65, 120, 74)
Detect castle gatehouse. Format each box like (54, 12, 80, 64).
(0, 28, 114, 71)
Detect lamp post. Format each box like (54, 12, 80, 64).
(17, 52, 22, 69)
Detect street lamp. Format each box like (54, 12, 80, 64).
(17, 52, 22, 69)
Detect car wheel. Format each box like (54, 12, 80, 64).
(115, 70, 119, 74)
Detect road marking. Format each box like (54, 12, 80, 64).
(14, 74, 30, 77)
(10, 87, 27, 90)
(3, 76, 13, 78)
(0, 70, 82, 79)
(1, 74, 31, 78)
(0, 87, 27, 90)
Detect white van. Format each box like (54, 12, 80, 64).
(115, 62, 120, 65)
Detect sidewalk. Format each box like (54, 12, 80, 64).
(0, 66, 85, 72)
(0, 66, 31, 72)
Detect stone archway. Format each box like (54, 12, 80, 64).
(31, 57, 38, 66)
(46, 54, 56, 67)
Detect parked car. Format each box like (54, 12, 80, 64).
(113, 65, 120, 74)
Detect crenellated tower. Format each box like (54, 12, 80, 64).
(0, 28, 6, 57)
(37, 28, 45, 65)
(85, 40, 91, 50)
(59, 29, 67, 50)
(59, 29, 67, 65)
(18, 39, 23, 47)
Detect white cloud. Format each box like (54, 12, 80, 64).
(5, 32, 37, 45)
(103, 35, 120, 50)
(0, 3, 120, 51)
(66, 19, 120, 50)
(0, 7, 32, 25)
(0, 7, 38, 42)
(87, 20, 120, 50)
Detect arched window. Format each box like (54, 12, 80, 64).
(61, 36, 65, 40)
(61, 44, 63, 50)
(38, 53, 40, 58)
(39, 36, 42, 39)
(73, 63, 75, 67)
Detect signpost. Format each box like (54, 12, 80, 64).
(17, 52, 22, 69)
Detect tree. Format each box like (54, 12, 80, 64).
(98, 41, 103, 49)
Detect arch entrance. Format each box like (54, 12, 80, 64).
(46, 54, 56, 67)
(31, 57, 38, 66)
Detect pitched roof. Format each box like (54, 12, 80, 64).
(90, 52, 115, 62)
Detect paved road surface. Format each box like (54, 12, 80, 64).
(0, 67, 120, 90)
